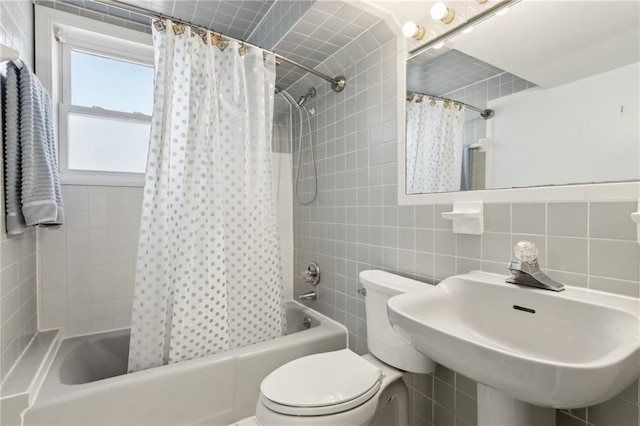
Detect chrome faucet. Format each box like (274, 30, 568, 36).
(505, 241, 565, 292)
(299, 262, 320, 300)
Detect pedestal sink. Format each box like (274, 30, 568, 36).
(387, 271, 640, 425)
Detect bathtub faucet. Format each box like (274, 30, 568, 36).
(298, 291, 316, 300)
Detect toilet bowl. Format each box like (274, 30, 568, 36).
(255, 270, 436, 426)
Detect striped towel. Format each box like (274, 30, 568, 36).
(3, 62, 64, 235)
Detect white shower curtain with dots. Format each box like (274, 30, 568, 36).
(406, 98, 465, 193)
(128, 22, 285, 373)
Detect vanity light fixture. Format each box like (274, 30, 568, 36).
(431, 2, 456, 24)
(402, 21, 426, 40)
(408, 0, 520, 59)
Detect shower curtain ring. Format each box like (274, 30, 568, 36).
(216, 36, 228, 51)
(153, 20, 166, 31)
(172, 24, 185, 35)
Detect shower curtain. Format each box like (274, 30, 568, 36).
(128, 22, 285, 373)
(406, 98, 465, 193)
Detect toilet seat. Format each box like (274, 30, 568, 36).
(259, 349, 382, 416)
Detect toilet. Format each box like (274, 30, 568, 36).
(255, 270, 436, 426)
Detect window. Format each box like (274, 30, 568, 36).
(61, 48, 153, 176)
(36, 6, 154, 185)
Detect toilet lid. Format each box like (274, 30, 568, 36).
(260, 349, 382, 412)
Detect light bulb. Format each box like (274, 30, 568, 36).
(430, 2, 455, 24)
(402, 21, 417, 37)
(431, 2, 448, 20)
(402, 21, 425, 40)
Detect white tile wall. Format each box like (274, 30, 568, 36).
(38, 185, 142, 336)
(0, 228, 37, 382)
(272, 152, 295, 301)
(0, 0, 34, 70)
(1, 0, 38, 383)
(38, 168, 295, 337)
(273, 98, 295, 299)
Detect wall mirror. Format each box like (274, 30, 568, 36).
(404, 0, 640, 195)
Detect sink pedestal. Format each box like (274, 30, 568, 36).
(478, 384, 555, 426)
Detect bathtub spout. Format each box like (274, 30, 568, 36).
(298, 291, 316, 301)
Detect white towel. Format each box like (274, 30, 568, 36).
(3, 62, 64, 235)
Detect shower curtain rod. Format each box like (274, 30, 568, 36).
(407, 91, 495, 120)
(96, 0, 346, 93)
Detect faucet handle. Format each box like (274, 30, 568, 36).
(301, 262, 321, 285)
(514, 241, 538, 264)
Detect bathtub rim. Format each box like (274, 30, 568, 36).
(31, 300, 348, 407)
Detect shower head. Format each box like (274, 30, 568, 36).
(297, 87, 316, 107)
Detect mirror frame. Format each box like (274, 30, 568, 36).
(394, 1, 640, 205)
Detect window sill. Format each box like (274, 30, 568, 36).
(60, 172, 145, 187)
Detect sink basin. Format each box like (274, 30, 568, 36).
(387, 271, 640, 408)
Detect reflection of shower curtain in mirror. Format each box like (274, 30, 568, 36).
(406, 99, 465, 193)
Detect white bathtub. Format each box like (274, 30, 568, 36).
(24, 301, 347, 425)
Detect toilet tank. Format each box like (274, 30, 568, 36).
(359, 270, 436, 374)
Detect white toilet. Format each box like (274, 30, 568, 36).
(255, 270, 436, 426)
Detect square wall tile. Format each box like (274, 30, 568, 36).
(589, 202, 637, 240)
(547, 203, 587, 237)
(482, 232, 511, 263)
(512, 203, 545, 235)
(484, 203, 510, 233)
(590, 239, 640, 282)
(589, 276, 639, 298)
(456, 234, 481, 259)
(547, 237, 588, 274)
(434, 205, 453, 230)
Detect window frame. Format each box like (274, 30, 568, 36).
(35, 5, 154, 186)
